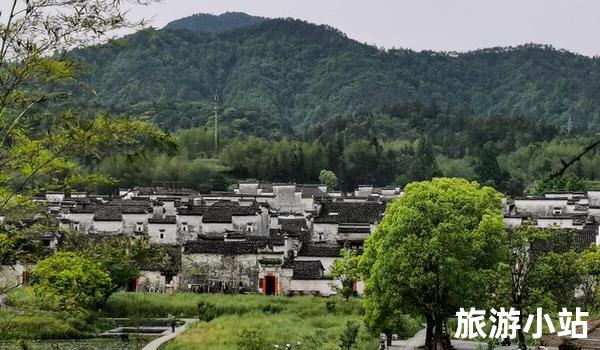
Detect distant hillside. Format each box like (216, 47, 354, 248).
(163, 12, 265, 33)
(70, 15, 600, 134)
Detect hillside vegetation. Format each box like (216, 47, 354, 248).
(69, 15, 600, 133)
(50, 13, 600, 195)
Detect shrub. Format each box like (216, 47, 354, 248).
(197, 301, 219, 322)
(30, 252, 111, 311)
(339, 321, 360, 350)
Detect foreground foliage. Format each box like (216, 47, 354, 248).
(362, 178, 506, 348)
(30, 252, 111, 311)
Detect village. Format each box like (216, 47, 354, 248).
(4, 181, 597, 300)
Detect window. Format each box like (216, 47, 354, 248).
(160, 233, 164, 239)
(553, 206, 563, 215)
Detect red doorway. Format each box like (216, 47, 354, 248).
(264, 275, 276, 295)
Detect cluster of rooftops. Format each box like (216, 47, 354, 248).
(20, 184, 600, 294)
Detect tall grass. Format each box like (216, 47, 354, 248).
(104, 293, 377, 350)
(104, 292, 310, 318)
(159, 296, 375, 350)
(1, 287, 112, 340)
(0, 309, 112, 340)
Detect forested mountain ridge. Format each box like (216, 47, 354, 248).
(70, 14, 600, 135)
(162, 12, 265, 33)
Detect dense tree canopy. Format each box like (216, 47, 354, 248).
(68, 17, 600, 132)
(361, 178, 506, 349)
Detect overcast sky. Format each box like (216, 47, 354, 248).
(120, 0, 600, 56)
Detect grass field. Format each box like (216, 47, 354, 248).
(3, 290, 422, 349)
(162, 295, 377, 350)
(105, 293, 414, 350)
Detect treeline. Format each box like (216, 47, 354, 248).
(94, 103, 600, 196)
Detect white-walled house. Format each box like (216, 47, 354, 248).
(148, 216, 178, 244)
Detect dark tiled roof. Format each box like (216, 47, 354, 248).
(183, 241, 267, 255)
(258, 183, 273, 192)
(293, 260, 324, 280)
(246, 235, 286, 246)
(314, 202, 385, 224)
(70, 204, 97, 214)
(108, 199, 152, 207)
(202, 205, 259, 223)
(338, 224, 371, 234)
(258, 257, 283, 265)
(580, 223, 598, 249)
(177, 205, 208, 216)
(299, 186, 329, 199)
(298, 243, 341, 257)
(120, 206, 150, 214)
(225, 231, 247, 239)
(279, 218, 308, 235)
(93, 207, 122, 221)
(529, 227, 597, 259)
(148, 215, 176, 224)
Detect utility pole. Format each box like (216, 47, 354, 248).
(213, 94, 219, 157)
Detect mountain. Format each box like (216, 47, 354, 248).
(69, 14, 600, 135)
(162, 12, 265, 33)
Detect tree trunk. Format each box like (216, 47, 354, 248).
(386, 333, 392, 346)
(426, 313, 435, 350)
(433, 316, 445, 350)
(517, 313, 527, 350)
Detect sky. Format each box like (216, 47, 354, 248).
(122, 0, 600, 56)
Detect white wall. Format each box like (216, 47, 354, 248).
(514, 199, 568, 214)
(122, 213, 149, 233)
(181, 253, 260, 292)
(178, 215, 203, 234)
(503, 217, 523, 228)
(313, 223, 338, 243)
(148, 223, 177, 244)
(232, 215, 260, 233)
(68, 213, 94, 232)
(138, 270, 179, 291)
(536, 218, 578, 229)
(289, 279, 341, 296)
(93, 220, 122, 233)
(202, 222, 232, 234)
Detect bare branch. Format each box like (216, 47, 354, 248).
(550, 138, 600, 179)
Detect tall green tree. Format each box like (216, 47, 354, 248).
(408, 137, 441, 182)
(361, 178, 506, 349)
(474, 143, 510, 188)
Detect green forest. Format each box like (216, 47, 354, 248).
(54, 13, 600, 195)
